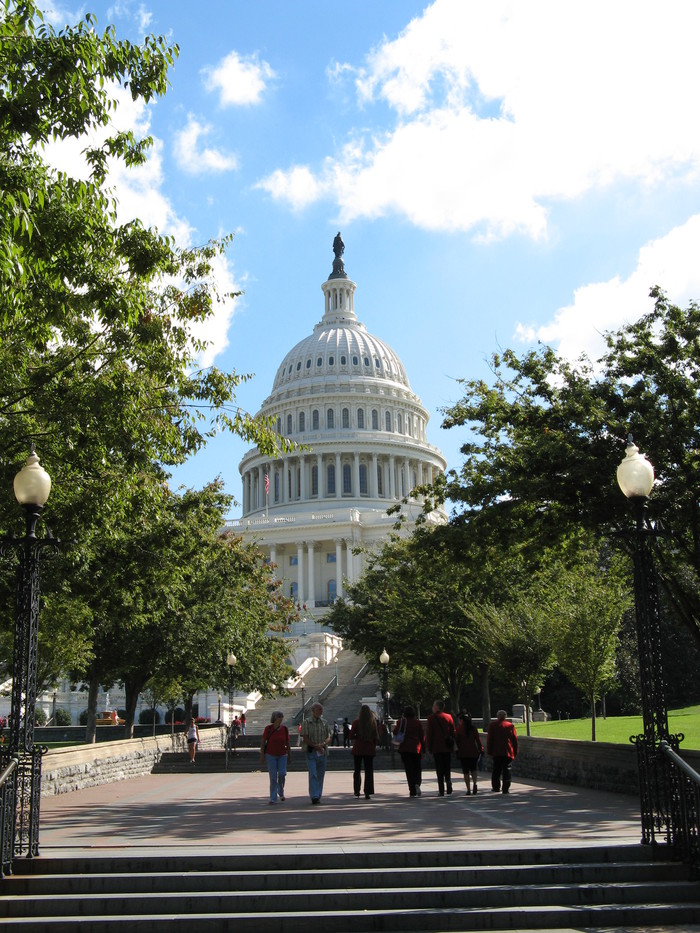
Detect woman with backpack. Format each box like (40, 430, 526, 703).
(260, 711, 290, 804)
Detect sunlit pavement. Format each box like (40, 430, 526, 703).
(39, 765, 642, 857)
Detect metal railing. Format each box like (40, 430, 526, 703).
(317, 674, 338, 704)
(0, 755, 19, 878)
(659, 740, 700, 874)
(353, 662, 369, 684)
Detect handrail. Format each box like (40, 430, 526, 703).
(0, 756, 18, 791)
(660, 740, 700, 785)
(318, 675, 338, 703)
(353, 662, 369, 685)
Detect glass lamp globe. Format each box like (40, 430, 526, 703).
(617, 438, 655, 499)
(379, 648, 390, 665)
(14, 448, 51, 507)
(226, 651, 237, 667)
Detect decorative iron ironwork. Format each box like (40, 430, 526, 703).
(0, 502, 59, 876)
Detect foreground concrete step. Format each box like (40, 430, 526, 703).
(5, 860, 685, 896)
(3, 903, 700, 931)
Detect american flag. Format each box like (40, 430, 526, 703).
(264, 470, 270, 495)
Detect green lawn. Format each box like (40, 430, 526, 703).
(528, 704, 700, 749)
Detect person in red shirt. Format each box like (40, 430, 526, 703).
(260, 711, 290, 804)
(350, 704, 379, 799)
(426, 700, 456, 796)
(455, 711, 484, 795)
(486, 709, 518, 794)
(393, 706, 425, 797)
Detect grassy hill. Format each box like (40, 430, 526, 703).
(527, 704, 700, 748)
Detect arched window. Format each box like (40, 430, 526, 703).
(359, 463, 367, 495)
(385, 411, 392, 432)
(396, 414, 403, 434)
(371, 409, 378, 430)
(327, 464, 336, 495)
(291, 581, 298, 600)
(311, 465, 318, 497)
(377, 463, 383, 496)
(352, 355, 359, 365)
(287, 413, 293, 435)
(328, 579, 337, 603)
(357, 409, 365, 429)
(276, 417, 282, 434)
(288, 468, 293, 499)
(306, 359, 311, 369)
(274, 472, 280, 502)
(312, 409, 319, 430)
(343, 463, 352, 495)
(340, 355, 347, 365)
(299, 412, 305, 433)
(327, 408, 334, 429)
(342, 408, 349, 428)
(329, 356, 334, 366)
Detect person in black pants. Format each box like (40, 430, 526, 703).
(426, 700, 455, 796)
(394, 706, 425, 797)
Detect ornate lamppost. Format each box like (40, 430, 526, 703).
(300, 680, 306, 720)
(0, 447, 58, 876)
(616, 435, 679, 846)
(380, 648, 390, 747)
(226, 651, 237, 725)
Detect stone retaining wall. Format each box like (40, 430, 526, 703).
(41, 725, 225, 796)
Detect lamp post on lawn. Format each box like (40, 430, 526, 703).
(300, 681, 306, 720)
(616, 435, 679, 846)
(226, 652, 237, 725)
(380, 649, 390, 747)
(0, 447, 59, 877)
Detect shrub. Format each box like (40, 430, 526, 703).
(55, 709, 72, 726)
(165, 707, 185, 724)
(78, 709, 89, 725)
(139, 708, 160, 725)
(34, 708, 47, 726)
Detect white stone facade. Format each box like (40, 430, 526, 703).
(227, 236, 446, 665)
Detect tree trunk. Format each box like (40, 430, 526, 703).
(84, 669, 100, 744)
(591, 691, 597, 741)
(479, 664, 491, 730)
(525, 694, 531, 737)
(124, 680, 142, 738)
(184, 694, 194, 726)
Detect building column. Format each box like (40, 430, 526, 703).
(307, 541, 315, 607)
(353, 453, 360, 497)
(404, 457, 411, 498)
(299, 455, 306, 501)
(257, 465, 264, 510)
(335, 453, 342, 499)
(418, 461, 423, 485)
(316, 453, 323, 499)
(335, 538, 343, 599)
(296, 542, 304, 605)
(371, 453, 378, 498)
(389, 455, 396, 499)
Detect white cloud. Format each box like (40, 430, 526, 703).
(188, 253, 245, 368)
(174, 115, 238, 175)
(259, 0, 700, 238)
(203, 50, 275, 107)
(255, 165, 324, 210)
(515, 215, 700, 361)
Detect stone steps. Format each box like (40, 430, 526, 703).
(2, 845, 698, 930)
(152, 746, 399, 773)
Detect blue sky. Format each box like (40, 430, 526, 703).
(45, 1, 700, 516)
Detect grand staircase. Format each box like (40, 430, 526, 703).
(1, 844, 699, 930)
(245, 648, 379, 732)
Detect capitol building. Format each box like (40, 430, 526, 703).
(228, 234, 447, 670)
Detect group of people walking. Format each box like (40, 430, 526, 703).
(257, 701, 518, 805)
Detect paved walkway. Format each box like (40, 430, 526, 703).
(39, 765, 642, 858)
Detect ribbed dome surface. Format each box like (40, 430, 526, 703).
(272, 320, 410, 391)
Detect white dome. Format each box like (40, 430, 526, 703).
(271, 320, 410, 392)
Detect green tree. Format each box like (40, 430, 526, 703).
(0, 2, 288, 698)
(328, 528, 490, 712)
(441, 288, 700, 648)
(548, 549, 632, 740)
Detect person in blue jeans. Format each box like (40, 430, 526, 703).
(300, 702, 331, 804)
(259, 711, 290, 804)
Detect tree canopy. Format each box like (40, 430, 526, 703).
(441, 288, 700, 647)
